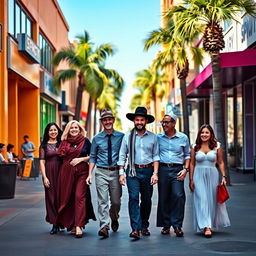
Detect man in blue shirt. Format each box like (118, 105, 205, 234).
(87, 109, 124, 238)
(157, 113, 190, 237)
(21, 135, 35, 159)
(118, 107, 159, 240)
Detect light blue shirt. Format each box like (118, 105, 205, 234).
(21, 142, 35, 159)
(117, 130, 160, 166)
(89, 130, 124, 167)
(157, 131, 190, 164)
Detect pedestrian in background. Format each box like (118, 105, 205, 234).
(57, 120, 96, 238)
(118, 107, 159, 240)
(87, 109, 124, 238)
(39, 123, 62, 235)
(189, 124, 230, 238)
(0, 143, 8, 164)
(157, 113, 190, 237)
(7, 144, 21, 176)
(21, 135, 35, 159)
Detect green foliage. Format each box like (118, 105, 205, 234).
(52, 30, 124, 122)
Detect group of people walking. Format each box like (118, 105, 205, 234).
(40, 106, 230, 240)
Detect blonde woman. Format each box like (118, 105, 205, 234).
(57, 120, 96, 238)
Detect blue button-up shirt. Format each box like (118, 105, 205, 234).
(117, 130, 160, 166)
(157, 131, 190, 164)
(89, 130, 124, 167)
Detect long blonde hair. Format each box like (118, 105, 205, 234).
(61, 120, 87, 140)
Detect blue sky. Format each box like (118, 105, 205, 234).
(58, 0, 160, 130)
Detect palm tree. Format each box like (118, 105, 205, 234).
(144, 20, 203, 141)
(94, 73, 124, 133)
(132, 66, 166, 131)
(166, 0, 256, 184)
(52, 30, 118, 121)
(130, 87, 144, 112)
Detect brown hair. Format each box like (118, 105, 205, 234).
(194, 124, 217, 152)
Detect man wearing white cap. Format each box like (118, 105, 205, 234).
(156, 113, 190, 237)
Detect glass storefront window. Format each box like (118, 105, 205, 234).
(40, 99, 56, 138)
(237, 86, 243, 168)
(39, 33, 54, 74)
(8, 0, 14, 35)
(8, 0, 33, 39)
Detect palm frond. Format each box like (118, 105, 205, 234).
(53, 69, 77, 91)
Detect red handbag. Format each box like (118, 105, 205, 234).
(217, 184, 230, 204)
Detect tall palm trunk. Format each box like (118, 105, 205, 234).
(153, 91, 157, 133)
(93, 101, 98, 136)
(74, 75, 85, 121)
(177, 60, 190, 142)
(86, 97, 93, 140)
(179, 77, 190, 142)
(211, 53, 230, 185)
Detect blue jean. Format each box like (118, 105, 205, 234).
(157, 165, 185, 228)
(126, 167, 153, 231)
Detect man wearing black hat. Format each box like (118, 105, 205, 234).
(118, 106, 159, 240)
(87, 109, 124, 238)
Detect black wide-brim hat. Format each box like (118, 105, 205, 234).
(126, 106, 155, 123)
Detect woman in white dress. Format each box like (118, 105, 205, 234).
(189, 124, 230, 238)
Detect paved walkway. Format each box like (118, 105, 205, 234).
(0, 170, 256, 256)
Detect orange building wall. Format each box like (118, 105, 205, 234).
(0, 0, 8, 145)
(8, 79, 19, 150)
(18, 87, 40, 157)
(0, 0, 70, 156)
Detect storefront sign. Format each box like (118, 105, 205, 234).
(240, 14, 256, 49)
(166, 103, 192, 117)
(40, 70, 61, 103)
(223, 29, 236, 52)
(23, 159, 32, 178)
(166, 104, 181, 116)
(17, 33, 40, 63)
(8, 36, 40, 87)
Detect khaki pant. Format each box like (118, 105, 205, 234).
(95, 167, 122, 229)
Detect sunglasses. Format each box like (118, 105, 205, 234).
(160, 119, 175, 125)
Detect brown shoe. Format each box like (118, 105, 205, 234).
(129, 230, 140, 240)
(173, 227, 184, 237)
(98, 226, 109, 238)
(204, 227, 212, 238)
(141, 229, 151, 236)
(111, 220, 119, 232)
(161, 227, 170, 235)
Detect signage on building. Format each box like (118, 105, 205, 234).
(40, 70, 61, 103)
(166, 103, 192, 117)
(17, 33, 40, 63)
(166, 104, 181, 116)
(238, 14, 256, 50)
(223, 29, 236, 52)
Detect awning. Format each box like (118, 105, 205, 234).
(186, 49, 256, 98)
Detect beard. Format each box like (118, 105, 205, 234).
(135, 124, 146, 132)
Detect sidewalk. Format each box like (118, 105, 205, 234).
(0, 170, 255, 256)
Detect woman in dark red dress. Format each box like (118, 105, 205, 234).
(40, 122, 62, 234)
(57, 120, 96, 238)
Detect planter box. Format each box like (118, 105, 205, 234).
(0, 163, 17, 199)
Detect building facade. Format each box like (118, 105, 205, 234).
(0, 0, 77, 157)
(187, 14, 256, 171)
